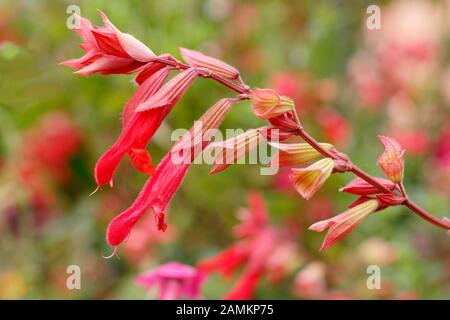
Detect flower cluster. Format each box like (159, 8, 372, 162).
(62, 11, 449, 256)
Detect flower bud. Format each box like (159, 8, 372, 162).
(377, 135, 405, 183)
(180, 47, 240, 80)
(250, 88, 294, 119)
(340, 177, 397, 196)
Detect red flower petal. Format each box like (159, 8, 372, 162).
(94, 67, 171, 187)
(106, 98, 234, 246)
(129, 148, 155, 175)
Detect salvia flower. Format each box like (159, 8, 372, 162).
(93, 67, 170, 186)
(377, 135, 406, 183)
(60, 11, 155, 76)
(309, 199, 379, 250)
(340, 177, 397, 196)
(289, 158, 335, 200)
(270, 142, 333, 168)
(135, 262, 205, 300)
(94, 67, 199, 187)
(198, 192, 301, 299)
(250, 88, 295, 119)
(180, 47, 240, 80)
(106, 98, 233, 246)
(208, 128, 268, 174)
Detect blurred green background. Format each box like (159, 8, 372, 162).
(0, 0, 449, 299)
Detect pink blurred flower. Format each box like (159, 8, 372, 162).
(434, 125, 450, 169)
(357, 237, 398, 265)
(198, 192, 301, 299)
(123, 214, 174, 264)
(294, 262, 327, 299)
(316, 110, 351, 146)
(135, 262, 205, 300)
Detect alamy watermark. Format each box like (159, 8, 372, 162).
(366, 265, 381, 290)
(66, 265, 81, 290)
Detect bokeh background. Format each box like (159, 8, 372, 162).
(0, 0, 449, 299)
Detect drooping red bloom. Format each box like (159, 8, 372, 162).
(309, 199, 380, 250)
(106, 98, 234, 246)
(198, 192, 301, 299)
(17, 112, 82, 226)
(94, 67, 199, 187)
(60, 11, 155, 76)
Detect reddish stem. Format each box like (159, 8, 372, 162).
(156, 56, 450, 231)
(296, 128, 450, 230)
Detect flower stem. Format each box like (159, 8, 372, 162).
(155, 57, 250, 94)
(162, 56, 450, 231)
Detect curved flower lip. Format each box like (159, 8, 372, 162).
(94, 67, 171, 187)
(339, 177, 397, 196)
(223, 269, 262, 300)
(180, 47, 240, 80)
(289, 158, 334, 200)
(197, 244, 248, 277)
(106, 98, 234, 246)
(269, 142, 333, 168)
(309, 199, 379, 250)
(377, 135, 406, 183)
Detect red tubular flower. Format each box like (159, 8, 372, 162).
(198, 192, 301, 299)
(94, 67, 199, 187)
(106, 98, 234, 246)
(93, 67, 171, 186)
(179, 47, 240, 80)
(198, 245, 249, 278)
(309, 199, 380, 250)
(340, 177, 397, 196)
(60, 11, 155, 75)
(208, 127, 268, 175)
(233, 192, 268, 238)
(223, 269, 262, 300)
